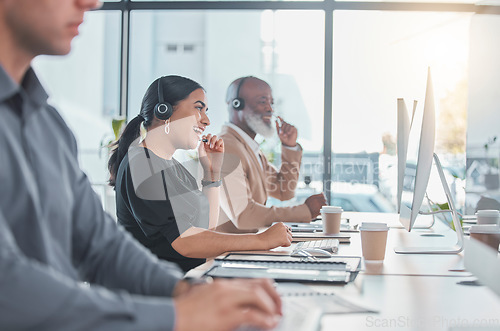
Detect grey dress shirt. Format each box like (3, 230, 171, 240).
(0, 64, 183, 330)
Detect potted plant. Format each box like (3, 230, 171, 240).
(99, 116, 127, 159)
(96, 116, 126, 219)
(429, 201, 463, 232)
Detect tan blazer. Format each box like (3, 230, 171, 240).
(216, 125, 311, 233)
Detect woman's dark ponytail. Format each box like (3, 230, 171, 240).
(108, 115, 144, 186)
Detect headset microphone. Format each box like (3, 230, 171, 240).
(154, 77, 174, 120)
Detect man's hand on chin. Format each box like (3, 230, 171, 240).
(276, 116, 298, 147)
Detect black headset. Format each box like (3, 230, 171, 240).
(154, 76, 174, 120)
(231, 77, 249, 111)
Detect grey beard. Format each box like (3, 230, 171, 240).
(244, 111, 275, 138)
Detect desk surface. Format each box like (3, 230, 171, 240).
(209, 213, 470, 277)
(340, 219, 468, 277)
(321, 274, 500, 330)
(192, 212, 500, 330)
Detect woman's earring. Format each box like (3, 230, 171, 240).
(139, 121, 148, 144)
(164, 119, 170, 135)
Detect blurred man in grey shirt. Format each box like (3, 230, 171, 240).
(0, 1, 281, 330)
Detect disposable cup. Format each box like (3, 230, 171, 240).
(320, 206, 343, 234)
(469, 224, 500, 250)
(359, 222, 389, 261)
(475, 209, 500, 225)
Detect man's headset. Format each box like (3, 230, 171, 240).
(231, 76, 250, 111)
(154, 77, 174, 120)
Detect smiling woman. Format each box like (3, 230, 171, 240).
(108, 75, 206, 185)
(107, 75, 293, 271)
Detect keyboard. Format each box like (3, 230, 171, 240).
(293, 239, 339, 253)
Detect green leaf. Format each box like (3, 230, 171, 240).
(429, 202, 463, 231)
(112, 117, 126, 140)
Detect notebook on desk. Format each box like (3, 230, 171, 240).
(237, 283, 376, 331)
(204, 253, 361, 284)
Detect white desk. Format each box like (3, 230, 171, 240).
(339, 223, 468, 277)
(321, 274, 500, 330)
(191, 212, 500, 330)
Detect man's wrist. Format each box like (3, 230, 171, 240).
(173, 277, 214, 297)
(203, 171, 221, 181)
(281, 142, 297, 148)
(282, 142, 301, 151)
(185, 276, 214, 285)
(303, 203, 314, 219)
(172, 280, 192, 297)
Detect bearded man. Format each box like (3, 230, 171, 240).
(217, 76, 326, 233)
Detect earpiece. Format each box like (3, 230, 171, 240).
(232, 77, 249, 111)
(154, 77, 173, 120)
(232, 97, 244, 110)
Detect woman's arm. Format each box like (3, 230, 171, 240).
(171, 223, 292, 258)
(202, 185, 220, 230)
(198, 133, 224, 229)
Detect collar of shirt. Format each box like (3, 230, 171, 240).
(226, 122, 263, 169)
(0, 64, 49, 108)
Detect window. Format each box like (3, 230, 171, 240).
(129, 10, 325, 204)
(33, 1, 500, 215)
(332, 10, 471, 211)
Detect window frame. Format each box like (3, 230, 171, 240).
(97, 0, 500, 203)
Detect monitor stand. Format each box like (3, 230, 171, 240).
(394, 154, 464, 254)
(390, 215, 435, 230)
(391, 195, 437, 230)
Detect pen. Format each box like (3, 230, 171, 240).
(271, 114, 282, 127)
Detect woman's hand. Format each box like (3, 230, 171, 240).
(256, 222, 293, 250)
(198, 134, 224, 180)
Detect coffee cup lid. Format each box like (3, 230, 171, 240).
(475, 209, 500, 217)
(321, 206, 343, 213)
(469, 224, 500, 234)
(359, 222, 389, 231)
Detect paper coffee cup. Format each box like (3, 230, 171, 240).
(359, 222, 389, 261)
(321, 206, 343, 234)
(475, 210, 500, 225)
(469, 225, 500, 250)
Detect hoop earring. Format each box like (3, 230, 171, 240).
(164, 119, 170, 135)
(139, 121, 148, 144)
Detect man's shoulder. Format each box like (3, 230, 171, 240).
(219, 125, 237, 139)
(43, 104, 70, 129)
(219, 125, 246, 149)
(28, 103, 78, 153)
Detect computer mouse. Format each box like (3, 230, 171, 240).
(298, 248, 332, 258)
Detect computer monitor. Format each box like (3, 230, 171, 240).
(395, 68, 464, 254)
(399, 69, 435, 232)
(397, 98, 411, 214)
(398, 98, 436, 230)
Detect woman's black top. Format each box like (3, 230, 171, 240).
(115, 147, 208, 272)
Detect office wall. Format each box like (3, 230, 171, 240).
(467, 14, 500, 150)
(465, 14, 500, 212)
